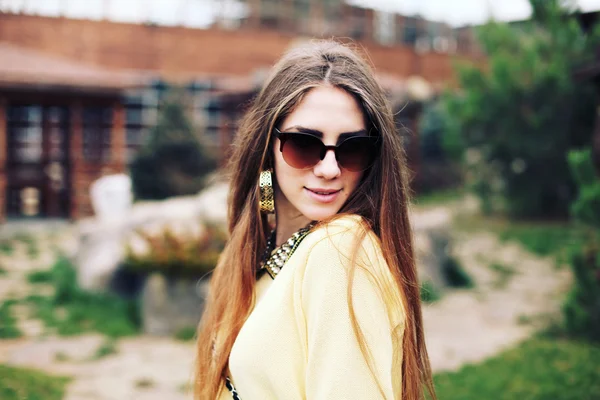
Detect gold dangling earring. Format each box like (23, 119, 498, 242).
(259, 169, 275, 214)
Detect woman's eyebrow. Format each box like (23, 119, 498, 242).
(282, 126, 368, 138)
(282, 126, 323, 137)
(338, 129, 368, 139)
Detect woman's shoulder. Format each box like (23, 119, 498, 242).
(295, 213, 387, 279)
(294, 214, 405, 325)
(305, 214, 379, 251)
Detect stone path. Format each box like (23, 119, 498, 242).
(0, 204, 572, 399)
(423, 227, 571, 371)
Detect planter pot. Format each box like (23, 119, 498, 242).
(141, 272, 211, 336)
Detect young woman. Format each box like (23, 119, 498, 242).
(194, 40, 436, 400)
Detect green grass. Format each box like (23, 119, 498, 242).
(0, 240, 14, 255)
(413, 187, 466, 207)
(0, 364, 70, 400)
(53, 352, 70, 363)
(0, 266, 7, 276)
(23, 257, 141, 338)
(433, 337, 600, 400)
(135, 377, 155, 389)
(90, 338, 119, 360)
(174, 326, 197, 341)
(27, 269, 53, 284)
(420, 281, 442, 303)
(26, 244, 40, 259)
(13, 233, 39, 259)
(0, 300, 22, 339)
(488, 262, 517, 289)
(454, 214, 585, 261)
(496, 223, 585, 259)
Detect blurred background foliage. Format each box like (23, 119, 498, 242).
(123, 224, 227, 278)
(564, 149, 600, 341)
(130, 91, 217, 201)
(441, 0, 600, 218)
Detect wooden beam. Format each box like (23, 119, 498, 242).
(0, 97, 6, 223)
(111, 100, 126, 172)
(69, 101, 83, 220)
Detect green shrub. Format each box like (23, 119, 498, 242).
(0, 300, 22, 339)
(414, 101, 464, 193)
(130, 92, 216, 200)
(0, 364, 70, 400)
(90, 338, 119, 360)
(563, 149, 600, 341)
(433, 338, 600, 400)
(420, 281, 441, 303)
(443, 0, 600, 218)
(443, 257, 474, 289)
(488, 262, 517, 289)
(413, 188, 466, 207)
(174, 326, 197, 341)
(25, 257, 140, 338)
(123, 224, 226, 278)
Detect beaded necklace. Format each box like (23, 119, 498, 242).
(259, 223, 314, 279)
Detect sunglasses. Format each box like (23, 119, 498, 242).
(273, 128, 380, 172)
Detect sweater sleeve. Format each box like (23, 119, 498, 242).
(301, 226, 405, 400)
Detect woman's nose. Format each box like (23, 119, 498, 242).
(314, 149, 341, 179)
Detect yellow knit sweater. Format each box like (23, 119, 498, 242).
(218, 215, 405, 399)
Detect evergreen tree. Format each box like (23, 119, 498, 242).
(130, 93, 217, 200)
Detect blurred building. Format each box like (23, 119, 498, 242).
(0, 6, 483, 221)
(216, 0, 481, 54)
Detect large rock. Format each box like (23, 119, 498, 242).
(141, 273, 211, 336)
(75, 180, 228, 292)
(411, 206, 454, 292)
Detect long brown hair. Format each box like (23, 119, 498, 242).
(194, 40, 436, 400)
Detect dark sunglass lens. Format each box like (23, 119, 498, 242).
(282, 134, 323, 169)
(337, 137, 377, 171)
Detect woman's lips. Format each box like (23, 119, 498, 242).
(304, 188, 342, 203)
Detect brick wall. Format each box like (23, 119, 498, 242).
(0, 13, 482, 84)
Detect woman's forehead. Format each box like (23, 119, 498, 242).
(280, 86, 366, 139)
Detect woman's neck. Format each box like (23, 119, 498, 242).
(274, 208, 312, 247)
(273, 189, 312, 246)
(275, 216, 311, 246)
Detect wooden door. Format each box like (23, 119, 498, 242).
(6, 105, 70, 218)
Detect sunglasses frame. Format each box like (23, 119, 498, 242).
(273, 128, 380, 172)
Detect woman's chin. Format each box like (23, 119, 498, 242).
(299, 206, 342, 222)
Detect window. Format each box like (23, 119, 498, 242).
(47, 106, 69, 162)
(204, 98, 221, 145)
(403, 17, 418, 46)
(124, 87, 160, 162)
(82, 106, 112, 163)
(7, 106, 43, 163)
